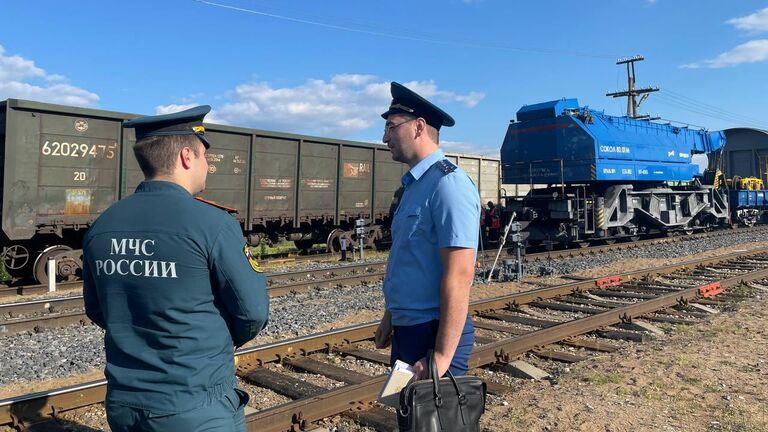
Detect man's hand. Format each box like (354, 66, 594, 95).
(374, 310, 392, 349)
(413, 351, 451, 380)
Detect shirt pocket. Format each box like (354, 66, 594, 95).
(401, 206, 435, 243)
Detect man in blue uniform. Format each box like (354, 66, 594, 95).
(82, 106, 269, 431)
(374, 82, 480, 379)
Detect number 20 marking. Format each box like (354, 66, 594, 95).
(74, 171, 86, 181)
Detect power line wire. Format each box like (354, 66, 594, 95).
(195, 0, 619, 59)
(654, 93, 767, 128)
(652, 93, 768, 130)
(662, 88, 767, 126)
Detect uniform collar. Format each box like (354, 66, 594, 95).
(402, 149, 445, 186)
(135, 180, 192, 196)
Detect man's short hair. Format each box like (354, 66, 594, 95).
(133, 134, 201, 178)
(398, 114, 440, 143)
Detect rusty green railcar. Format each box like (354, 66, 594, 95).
(0, 98, 500, 282)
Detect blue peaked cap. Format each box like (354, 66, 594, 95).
(124, 105, 212, 149)
(381, 82, 455, 130)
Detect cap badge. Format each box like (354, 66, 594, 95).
(389, 103, 414, 113)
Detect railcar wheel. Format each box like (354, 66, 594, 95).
(603, 239, 617, 245)
(629, 236, 641, 242)
(365, 226, 382, 250)
(683, 228, 694, 236)
(326, 229, 346, 254)
(2, 244, 30, 271)
(33, 245, 73, 285)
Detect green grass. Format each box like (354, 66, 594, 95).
(583, 371, 624, 385)
(0, 261, 11, 281)
(248, 240, 327, 258)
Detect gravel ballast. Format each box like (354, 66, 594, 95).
(2, 229, 766, 386)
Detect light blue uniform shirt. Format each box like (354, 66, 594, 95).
(383, 149, 481, 326)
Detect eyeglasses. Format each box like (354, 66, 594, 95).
(383, 118, 418, 134)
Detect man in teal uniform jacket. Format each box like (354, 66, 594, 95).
(375, 82, 481, 379)
(83, 106, 269, 431)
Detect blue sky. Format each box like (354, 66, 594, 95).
(1, 1, 767, 156)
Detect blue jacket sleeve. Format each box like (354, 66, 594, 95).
(210, 218, 269, 346)
(82, 240, 105, 329)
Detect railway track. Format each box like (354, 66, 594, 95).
(3, 225, 765, 301)
(1, 249, 766, 430)
(0, 262, 387, 336)
(1, 226, 765, 336)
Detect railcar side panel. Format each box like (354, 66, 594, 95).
(250, 136, 298, 225)
(373, 148, 404, 220)
(120, 127, 142, 197)
(199, 130, 250, 223)
(4, 107, 120, 240)
(298, 141, 338, 223)
(458, 156, 480, 188)
(339, 145, 373, 222)
(480, 159, 501, 205)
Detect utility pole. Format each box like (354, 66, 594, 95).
(606, 55, 659, 118)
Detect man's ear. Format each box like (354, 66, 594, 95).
(414, 117, 426, 138)
(180, 146, 194, 170)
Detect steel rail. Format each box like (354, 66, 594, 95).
(1, 248, 765, 428)
(243, 257, 768, 431)
(2, 225, 766, 301)
(0, 268, 386, 336)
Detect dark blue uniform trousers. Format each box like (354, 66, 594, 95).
(391, 317, 475, 376)
(106, 387, 249, 432)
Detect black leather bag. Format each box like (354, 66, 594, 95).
(396, 351, 487, 432)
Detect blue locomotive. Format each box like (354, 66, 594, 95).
(500, 98, 767, 246)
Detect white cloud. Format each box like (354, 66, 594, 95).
(0, 45, 99, 106)
(154, 103, 228, 125)
(399, 80, 486, 108)
(170, 75, 486, 136)
(441, 140, 499, 157)
(681, 39, 768, 68)
(727, 7, 768, 33)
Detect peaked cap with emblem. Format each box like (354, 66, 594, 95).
(381, 82, 455, 130)
(124, 105, 212, 149)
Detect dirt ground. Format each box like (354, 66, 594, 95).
(478, 288, 768, 432)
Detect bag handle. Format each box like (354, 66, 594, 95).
(428, 350, 442, 404)
(427, 351, 464, 401)
(428, 350, 470, 425)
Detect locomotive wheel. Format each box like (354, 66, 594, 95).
(683, 228, 695, 236)
(629, 236, 641, 242)
(2, 244, 30, 271)
(602, 239, 617, 245)
(34, 245, 73, 285)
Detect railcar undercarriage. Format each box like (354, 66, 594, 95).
(506, 183, 730, 246)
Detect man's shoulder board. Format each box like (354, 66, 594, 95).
(435, 159, 457, 175)
(195, 197, 238, 214)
